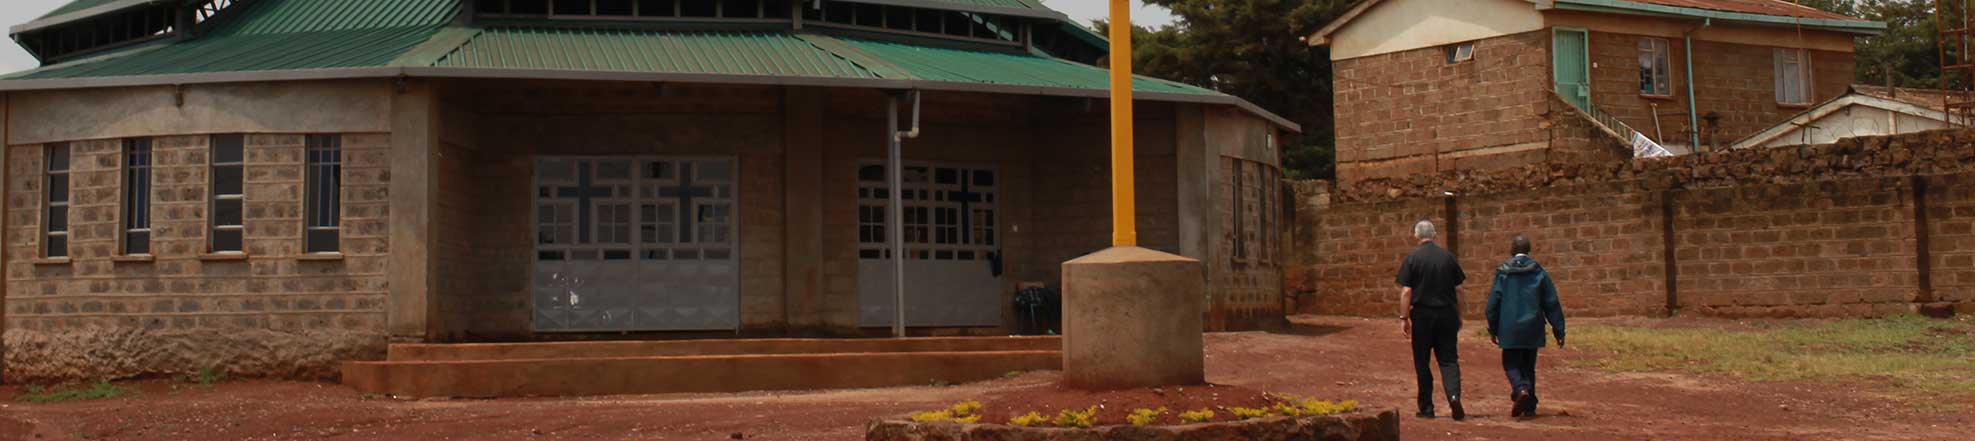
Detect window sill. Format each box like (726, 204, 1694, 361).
(111, 255, 155, 263)
(1640, 94, 1677, 101)
(30, 257, 72, 266)
(298, 252, 345, 261)
(199, 253, 249, 262)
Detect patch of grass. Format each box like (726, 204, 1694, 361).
(16, 381, 128, 403)
(188, 367, 227, 387)
(1572, 315, 1975, 407)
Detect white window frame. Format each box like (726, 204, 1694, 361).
(1638, 38, 1673, 96)
(120, 138, 154, 256)
(209, 134, 246, 254)
(303, 134, 342, 254)
(854, 160, 998, 262)
(1445, 42, 1475, 64)
(1774, 48, 1814, 105)
(42, 143, 70, 259)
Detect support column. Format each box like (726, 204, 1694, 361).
(783, 87, 826, 332)
(388, 79, 440, 341)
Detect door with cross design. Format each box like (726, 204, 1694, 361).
(532, 157, 739, 332)
(855, 162, 1003, 327)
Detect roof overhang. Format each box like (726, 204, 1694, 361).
(1307, 0, 1387, 46)
(0, 66, 1300, 132)
(831, 0, 1068, 21)
(9, 0, 174, 36)
(1731, 93, 1955, 149)
(1546, 0, 1885, 35)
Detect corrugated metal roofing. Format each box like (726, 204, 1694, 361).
(909, 0, 1039, 9)
(837, 37, 1216, 95)
(433, 28, 878, 79)
(10, 0, 455, 79)
(1622, 0, 1854, 20)
(222, 0, 459, 35)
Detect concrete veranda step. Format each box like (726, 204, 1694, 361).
(341, 350, 1061, 398)
(384, 336, 1063, 361)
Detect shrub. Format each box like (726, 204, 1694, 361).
(912, 400, 986, 423)
(1269, 394, 1360, 417)
(1008, 411, 1049, 427)
(1051, 406, 1098, 428)
(1177, 409, 1216, 424)
(1127, 407, 1169, 426)
(910, 410, 955, 423)
(949, 400, 983, 417)
(1228, 406, 1273, 420)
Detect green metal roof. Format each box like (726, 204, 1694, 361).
(834, 37, 1216, 96)
(9, 0, 457, 80)
(434, 28, 879, 79)
(224, 0, 461, 34)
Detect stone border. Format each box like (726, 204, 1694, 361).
(866, 408, 1398, 441)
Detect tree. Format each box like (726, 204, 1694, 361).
(1800, 0, 1944, 88)
(1096, 1, 1359, 180)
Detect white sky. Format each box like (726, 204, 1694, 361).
(0, 0, 1176, 74)
(1, 0, 65, 74)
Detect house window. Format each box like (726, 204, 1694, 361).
(122, 139, 154, 255)
(1230, 159, 1246, 260)
(1638, 38, 1672, 96)
(1774, 48, 1813, 105)
(304, 135, 342, 254)
(856, 161, 997, 261)
(43, 143, 71, 258)
(1445, 42, 1474, 64)
(210, 134, 245, 253)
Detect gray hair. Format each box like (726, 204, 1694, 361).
(1414, 220, 1436, 240)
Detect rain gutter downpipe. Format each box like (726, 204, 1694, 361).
(1685, 18, 1711, 150)
(887, 90, 922, 339)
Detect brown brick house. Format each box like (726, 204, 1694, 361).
(1309, 0, 1883, 184)
(0, 0, 1296, 382)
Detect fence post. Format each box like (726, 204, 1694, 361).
(1661, 189, 1680, 317)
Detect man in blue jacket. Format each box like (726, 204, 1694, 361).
(1484, 235, 1567, 418)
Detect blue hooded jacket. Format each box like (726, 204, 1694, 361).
(1485, 255, 1566, 349)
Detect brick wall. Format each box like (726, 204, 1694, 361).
(4, 134, 391, 382)
(1292, 129, 1975, 318)
(1587, 31, 1853, 149)
(1333, 30, 1552, 183)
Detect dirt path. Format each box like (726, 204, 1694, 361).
(1, 316, 1965, 440)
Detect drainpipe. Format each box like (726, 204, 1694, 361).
(887, 90, 922, 338)
(1684, 18, 1711, 150)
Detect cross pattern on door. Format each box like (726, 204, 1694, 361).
(536, 157, 736, 262)
(856, 161, 997, 261)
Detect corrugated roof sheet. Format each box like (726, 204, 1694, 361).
(1622, 0, 1854, 20)
(1851, 85, 1957, 112)
(912, 0, 1039, 9)
(433, 28, 878, 79)
(10, 0, 456, 80)
(837, 37, 1216, 95)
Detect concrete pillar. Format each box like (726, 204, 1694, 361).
(388, 79, 439, 341)
(783, 87, 826, 332)
(1061, 246, 1205, 389)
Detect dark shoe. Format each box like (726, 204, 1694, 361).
(1449, 400, 1466, 421)
(1415, 410, 1435, 419)
(1509, 391, 1530, 418)
(1514, 391, 1536, 419)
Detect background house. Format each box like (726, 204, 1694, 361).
(1734, 84, 1971, 148)
(1309, 0, 1884, 184)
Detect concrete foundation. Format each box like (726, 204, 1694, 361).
(1060, 247, 1205, 389)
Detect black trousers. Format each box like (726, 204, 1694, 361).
(1502, 348, 1540, 414)
(1410, 306, 1462, 413)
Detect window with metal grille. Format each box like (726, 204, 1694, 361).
(43, 143, 71, 258)
(122, 139, 154, 255)
(856, 161, 996, 261)
(211, 134, 246, 253)
(304, 135, 342, 253)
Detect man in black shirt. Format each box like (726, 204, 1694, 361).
(1397, 219, 1467, 420)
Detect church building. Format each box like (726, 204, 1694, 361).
(0, 0, 1293, 381)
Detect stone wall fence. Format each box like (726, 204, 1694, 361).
(1288, 129, 1975, 318)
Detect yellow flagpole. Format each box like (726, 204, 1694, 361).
(1109, 0, 1137, 247)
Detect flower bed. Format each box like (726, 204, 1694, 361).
(867, 393, 1399, 441)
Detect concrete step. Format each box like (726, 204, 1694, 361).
(385, 336, 1062, 361)
(343, 350, 1060, 398)
(342, 337, 1064, 398)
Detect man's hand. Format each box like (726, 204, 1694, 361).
(1401, 318, 1412, 339)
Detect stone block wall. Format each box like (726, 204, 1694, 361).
(1332, 30, 1552, 183)
(4, 134, 391, 382)
(1292, 129, 1975, 318)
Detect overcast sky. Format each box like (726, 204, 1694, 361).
(0, 0, 1175, 74)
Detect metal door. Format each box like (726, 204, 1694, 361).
(855, 162, 1003, 327)
(532, 157, 739, 332)
(1553, 28, 1592, 110)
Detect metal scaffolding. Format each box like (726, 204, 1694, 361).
(1939, 0, 1975, 122)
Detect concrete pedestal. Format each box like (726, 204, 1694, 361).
(1060, 246, 1205, 390)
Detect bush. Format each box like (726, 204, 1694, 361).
(1177, 409, 1215, 424)
(1051, 406, 1098, 428)
(1127, 407, 1169, 426)
(1008, 411, 1049, 427)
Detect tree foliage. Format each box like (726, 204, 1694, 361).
(1095, 0, 1359, 179)
(1771, 0, 1943, 88)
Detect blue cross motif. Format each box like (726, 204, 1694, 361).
(659, 162, 717, 243)
(556, 161, 614, 244)
(950, 175, 985, 244)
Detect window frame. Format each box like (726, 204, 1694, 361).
(1445, 42, 1475, 64)
(1638, 37, 1673, 97)
(209, 134, 247, 254)
(120, 138, 154, 256)
(1773, 48, 1815, 105)
(42, 143, 72, 259)
(1230, 158, 1247, 260)
(303, 134, 342, 254)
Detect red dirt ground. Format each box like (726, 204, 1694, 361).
(1, 315, 1968, 440)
